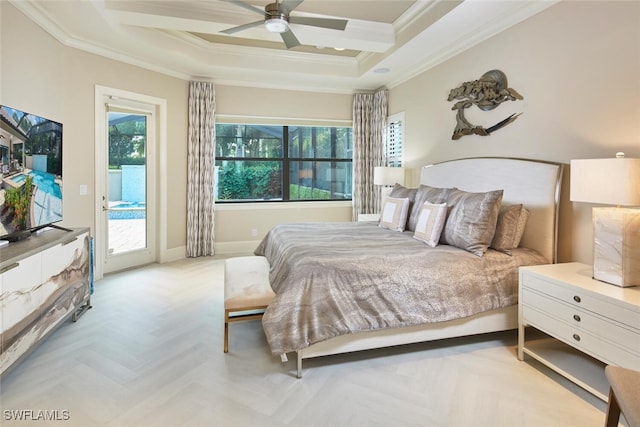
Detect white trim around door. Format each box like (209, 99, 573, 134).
(94, 85, 168, 279)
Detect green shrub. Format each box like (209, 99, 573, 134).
(4, 175, 33, 229)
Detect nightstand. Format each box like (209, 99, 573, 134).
(518, 262, 640, 401)
(357, 214, 380, 222)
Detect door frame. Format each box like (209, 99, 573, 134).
(94, 85, 168, 279)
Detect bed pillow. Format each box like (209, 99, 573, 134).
(407, 185, 452, 232)
(389, 184, 417, 228)
(378, 197, 410, 232)
(440, 188, 504, 256)
(490, 204, 531, 254)
(389, 183, 417, 201)
(413, 202, 448, 247)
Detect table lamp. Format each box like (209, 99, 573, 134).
(570, 152, 640, 287)
(374, 166, 405, 202)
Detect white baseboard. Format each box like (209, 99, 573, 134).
(214, 240, 260, 255)
(158, 241, 258, 264)
(160, 245, 187, 263)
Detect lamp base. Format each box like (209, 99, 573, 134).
(592, 207, 640, 287)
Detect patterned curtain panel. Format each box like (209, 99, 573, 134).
(352, 90, 388, 221)
(187, 81, 216, 257)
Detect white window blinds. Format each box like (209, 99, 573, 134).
(384, 112, 404, 167)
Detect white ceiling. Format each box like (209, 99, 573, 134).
(10, 0, 558, 93)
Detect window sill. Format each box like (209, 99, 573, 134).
(215, 200, 352, 211)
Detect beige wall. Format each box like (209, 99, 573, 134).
(389, 0, 640, 263)
(0, 2, 353, 258)
(2, 1, 638, 262)
(213, 86, 353, 252)
(1, 3, 189, 256)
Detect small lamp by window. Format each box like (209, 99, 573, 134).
(373, 166, 405, 187)
(374, 166, 405, 211)
(570, 152, 640, 287)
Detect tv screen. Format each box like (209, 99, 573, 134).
(0, 105, 63, 241)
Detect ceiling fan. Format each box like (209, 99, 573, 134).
(221, 0, 349, 49)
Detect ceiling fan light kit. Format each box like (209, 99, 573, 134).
(223, 0, 348, 49)
(264, 3, 289, 33)
(265, 18, 289, 33)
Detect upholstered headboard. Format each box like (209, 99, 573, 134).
(420, 157, 563, 263)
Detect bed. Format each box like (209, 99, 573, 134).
(254, 157, 564, 378)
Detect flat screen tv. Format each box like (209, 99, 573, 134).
(0, 105, 63, 242)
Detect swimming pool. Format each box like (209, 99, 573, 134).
(109, 201, 146, 220)
(11, 171, 62, 199)
(8, 170, 63, 225)
(11, 174, 26, 183)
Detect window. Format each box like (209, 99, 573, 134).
(384, 112, 404, 167)
(215, 124, 352, 202)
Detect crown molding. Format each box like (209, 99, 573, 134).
(8, 0, 561, 94)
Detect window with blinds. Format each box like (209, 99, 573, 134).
(384, 112, 404, 167)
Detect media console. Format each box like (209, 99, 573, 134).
(0, 227, 92, 377)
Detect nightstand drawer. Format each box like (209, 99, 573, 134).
(523, 305, 640, 369)
(522, 274, 638, 330)
(522, 287, 640, 354)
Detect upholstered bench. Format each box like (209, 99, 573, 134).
(605, 365, 640, 427)
(223, 256, 274, 353)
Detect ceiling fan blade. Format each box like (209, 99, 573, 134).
(289, 16, 348, 31)
(281, 30, 300, 49)
(221, 20, 264, 35)
(281, 0, 304, 14)
(221, 0, 265, 16)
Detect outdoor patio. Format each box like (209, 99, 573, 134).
(108, 217, 146, 254)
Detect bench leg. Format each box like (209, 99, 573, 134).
(224, 309, 230, 353)
(605, 388, 621, 427)
(223, 306, 267, 353)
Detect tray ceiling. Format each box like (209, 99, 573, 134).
(9, 0, 558, 93)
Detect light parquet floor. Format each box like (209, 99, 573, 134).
(0, 256, 611, 427)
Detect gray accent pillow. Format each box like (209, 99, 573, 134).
(441, 188, 504, 256)
(407, 185, 452, 232)
(389, 183, 417, 201)
(490, 204, 531, 255)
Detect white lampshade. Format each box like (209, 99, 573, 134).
(373, 166, 405, 186)
(570, 153, 640, 287)
(570, 157, 640, 206)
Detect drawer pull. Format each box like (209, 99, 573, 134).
(573, 295, 581, 303)
(573, 314, 581, 322)
(572, 334, 581, 342)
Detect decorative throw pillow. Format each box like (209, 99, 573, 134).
(389, 184, 417, 229)
(413, 202, 448, 247)
(407, 185, 452, 232)
(490, 204, 531, 254)
(378, 197, 410, 232)
(440, 188, 504, 256)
